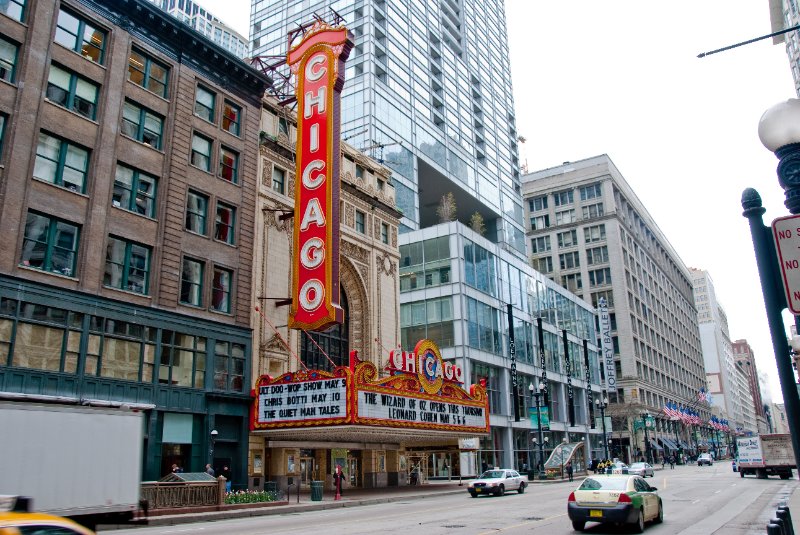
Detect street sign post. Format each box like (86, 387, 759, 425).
(772, 214, 800, 314)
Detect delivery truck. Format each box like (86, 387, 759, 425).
(0, 400, 144, 528)
(736, 434, 795, 479)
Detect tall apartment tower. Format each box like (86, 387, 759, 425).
(250, 0, 526, 254)
(148, 0, 249, 58)
(522, 155, 707, 461)
(732, 339, 770, 433)
(689, 268, 743, 430)
(769, 0, 800, 96)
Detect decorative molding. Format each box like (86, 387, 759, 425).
(342, 240, 369, 264)
(344, 203, 355, 227)
(264, 333, 285, 351)
(375, 252, 396, 278)
(263, 205, 292, 234)
(391, 227, 397, 248)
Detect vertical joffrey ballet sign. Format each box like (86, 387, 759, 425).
(287, 23, 352, 331)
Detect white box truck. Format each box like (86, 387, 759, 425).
(736, 434, 795, 479)
(0, 400, 144, 528)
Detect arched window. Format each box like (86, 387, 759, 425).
(300, 288, 349, 371)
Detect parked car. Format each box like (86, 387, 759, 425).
(698, 453, 714, 466)
(628, 462, 655, 478)
(567, 474, 663, 533)
(467, 469, 526, 497)
(607, 461, 629, 474)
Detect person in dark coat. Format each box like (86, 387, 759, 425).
(566, 461, 573, 482)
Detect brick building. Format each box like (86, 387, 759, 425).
(0, 0, 269, 484)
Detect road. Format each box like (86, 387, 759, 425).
(117, 464, 797, 535)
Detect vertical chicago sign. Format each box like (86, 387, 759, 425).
(287, 23, 353, 331)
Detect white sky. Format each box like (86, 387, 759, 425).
(200, 0, 798, 404)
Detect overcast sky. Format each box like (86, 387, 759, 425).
(200, 0, 798, 404)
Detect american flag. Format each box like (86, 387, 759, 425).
(697, 388, 710, 403)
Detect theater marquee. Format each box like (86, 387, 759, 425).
(251, 340, 489, 435)
(287, 22, 353, 331)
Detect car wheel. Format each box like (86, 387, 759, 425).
(631, 509, 645, 533)
(655, 500, 664, 524)
(469, 491, 477, 498)
(517, 482, 525, 494)
(495, 485, 504, 497)
(740, 471, 745, 478)
(571, 520, 585, 531)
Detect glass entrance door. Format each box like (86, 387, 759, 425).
(347, 455, 360, 488)
(300, 457, 314, 486)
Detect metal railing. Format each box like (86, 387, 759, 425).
(140, 478, 226, 510)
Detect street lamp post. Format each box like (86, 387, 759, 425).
(209, 429, 218, 465)
(745, 98, 800, 476)
(530, 382, 547, 480)
(641, 413, 651, 464)
(595, 394, 609, 461)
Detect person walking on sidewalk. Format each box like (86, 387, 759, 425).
(566, 461, 573, 482)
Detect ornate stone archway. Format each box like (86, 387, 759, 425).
(340, 254, 369, 362)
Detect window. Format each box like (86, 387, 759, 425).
(278, 117, 289, 135)
(555, 209, 575, 225)
(121, 101, 163, 149)
(562, 272, 582, 292)
(557, 230, 578, 248)
(185, 190, 208, 235)
(584, 224, 606, 243)
(355, 210, 365, 233)
(191, 133, 212, 171)
(33, 132, 89, 193)
(213, 341, 245, 392)
(528, 195, 547, 212)
(0, 36, 18, 83)
(54, 8, 106, 64)
(222, 100, 241, 135)
(46, 64, 98, 119)
(1, 0, 25, 22)
(381, 223, 389, 244)
(215, 202, 235, 244)
(211, 266, 232, 313)
(0, 114, 5, 155)
(159, 331, 206, 388)
(272, 166, 285, 194)
(531, 235, 550, 253)
(553, 190, 573, 206)
(355, 164, 365, 179)
(219, 146, 238, 183)
(20, 212, 79, 276)
(195, 85, 215, 122)
(589, 267, 612, 287)
(579, 182, 602, 201)
(530, 214, 550, 230)
(587, 245, 609, 265)
(112, 164, 157, 217)
(582, 202, 604, 219)
(532, 256, 553, 274)
(104, 236, 150, 294)
(128, 47, 169, 97)
(180, 257, 204, 306)
(559, 251, 580, 270)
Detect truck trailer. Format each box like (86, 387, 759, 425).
(0, 400, 144, 528)
(736, 434, 795, 479)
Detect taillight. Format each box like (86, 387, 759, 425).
(568, 492, 576, 502)
(617, 493, 632, 503)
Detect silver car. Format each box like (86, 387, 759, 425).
(467, 469, 527, 497)
(628, 462, 655, 477)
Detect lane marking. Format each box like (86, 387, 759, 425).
(692, 499, 700, 504)
(476, 512, 567, 534)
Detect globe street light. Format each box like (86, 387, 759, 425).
(210, 429, 218, 464)
(529, 381, 547, 479)
(744, 97, 800, 475)
(595, 394, 610, 460)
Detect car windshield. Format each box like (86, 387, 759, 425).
(579, 477, 629, 491)
(480, 471, 505, 479)
(630, 463, 646, 469)
(700, 454, 711, 459)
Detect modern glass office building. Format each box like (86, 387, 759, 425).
(250, 0, 526, 254)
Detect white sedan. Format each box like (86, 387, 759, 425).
(467, 469, 527, 497)
(628, 462, 655, 477)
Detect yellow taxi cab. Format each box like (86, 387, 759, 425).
(0, 496, 94, 535)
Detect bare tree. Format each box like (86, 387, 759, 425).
(469, 212, 486, 236)
(436, 192, 457, 223)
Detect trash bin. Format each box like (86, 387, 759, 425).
(310, 480, 324, 501)
(264, 481, 277, 494)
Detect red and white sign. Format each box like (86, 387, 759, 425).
(287, 23, 352, 331)
(772, 214, 800, 314)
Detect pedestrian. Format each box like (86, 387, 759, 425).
(221, 465, 232, 492)
(205, 463, 215, 476)
(669, 455, 675, 469)
(566, 461, 573, 482)
(660, 455, 665, 469)
(333, 465, 344, 496)
(482, 461, 488, 474)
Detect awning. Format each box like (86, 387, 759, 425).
(678, 440, 689, 449)
(659, 437, 678, 450)
(650, 439, 663, 451)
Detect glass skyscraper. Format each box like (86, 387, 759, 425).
(250, 0, 525, 253)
